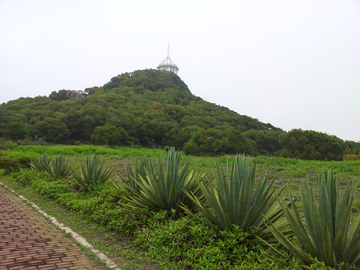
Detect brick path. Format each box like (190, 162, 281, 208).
(0, 186, 97, 270)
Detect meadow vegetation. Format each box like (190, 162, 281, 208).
(1, 144, 360, 269)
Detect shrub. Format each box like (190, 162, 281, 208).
(343, 154, 359, 161)
(17, 156, 35, 169)
(0, 156, 20, 174)
(135, 214, 305, 269)
(70, 154, 114, 192)
(184, 128, 258, 156)
(5, 141, 18, 150)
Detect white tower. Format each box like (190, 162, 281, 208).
(157, 44, 179, 74)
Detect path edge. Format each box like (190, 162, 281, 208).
(0, 181, 121, 270)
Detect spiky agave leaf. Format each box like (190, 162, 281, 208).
(117, 147, 203, 214)
(51, 153, 73, 178)
(30, 153, 52, 173)
(264, 170, 360, 268)
(182, 154, 286, 238)
(71, 154, 113, 192)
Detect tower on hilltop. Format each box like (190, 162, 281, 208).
(157, 44, 179, 74)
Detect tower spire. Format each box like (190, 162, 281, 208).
(167, 41, 170, 57)
(156, 43, 179, 74)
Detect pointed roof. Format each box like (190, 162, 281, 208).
(157, 44, 179, 70)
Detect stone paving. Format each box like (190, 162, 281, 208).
(0, 186, 97, 270)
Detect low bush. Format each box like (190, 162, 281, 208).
(0, 155, 34, 174)
(0, 156, 20, 174)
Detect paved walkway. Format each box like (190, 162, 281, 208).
(0, 186, 97, 270)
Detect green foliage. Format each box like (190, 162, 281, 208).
(37, 138, 46, 145)
(90, 124, 128, 147)
(184, 128, 258, 156)
(117, 147, 203, 214)
(135, 214, 302, 269)
(0, 156, 20, 174)
(34, 117, 71, 143)
(71, 154, 114, 192)
(30, 153, 72, 178)
(244, 129, 284, 156)
(1, 148, 354, 270)
(343, 154, 360, 161)
(183, 155, 285, 239)
(16, 169, 52, 185)
(30, 153, 53, 173)
(3, 122, 29, 140)
(118, 156, 150, 191)
(6, 141, 18, 150)
(0, 69, 281, 152)
(16, 156, 34, 169)
(276, 129, 348, 161)
(48, 89, 70, 101)
(51, 153, 73, 178)
(103, 70, 191, 93)
(265, 170, 360, 268)
(0, 154, 35, 174)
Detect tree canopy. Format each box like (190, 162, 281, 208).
(0, 69, 358, 160)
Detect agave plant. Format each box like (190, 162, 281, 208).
(51, 153, 73, 178)
(263, 170, 360, 268)
(125, 156, 149, 191)
(182, 155, 287, 237)
(30, 153, 52, 173)
(117, 147, 203, 214)
(71, 154, 114, 192)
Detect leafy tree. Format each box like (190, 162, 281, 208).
(49, 90, 69, 101)
(0, 69, 291, 148)
(91, 124, 128, 146)
(33, 117, 70, 143)
(84, 86, 103, 96)
(3, 122, 29, 140)
(184, 128, 258, 156)
(276, 129, 346, 161)
(243, 129, 283, 156)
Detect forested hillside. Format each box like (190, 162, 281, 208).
(0, 69, 359, 160)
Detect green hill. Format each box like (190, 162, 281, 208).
(0, 69, 358, 160)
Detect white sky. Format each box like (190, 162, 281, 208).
(1, 0, 359, 142)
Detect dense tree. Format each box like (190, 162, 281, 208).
(91, 124, 128, 146)
(49, 90, 69, 101)
(7, 69, 356, 160)
(276, 129, 347, 161)
(33, 117, 70, 143)
(244, 129, 283, 156)
(184, 128, 258, 156)
(2, 122, 29, 140)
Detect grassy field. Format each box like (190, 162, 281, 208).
(1, 144, 360, 269)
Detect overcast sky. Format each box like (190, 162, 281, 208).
(1, 0, 359, 142)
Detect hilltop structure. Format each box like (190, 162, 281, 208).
(65, 90, 83, 100)
(157, 45, 179, 74)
